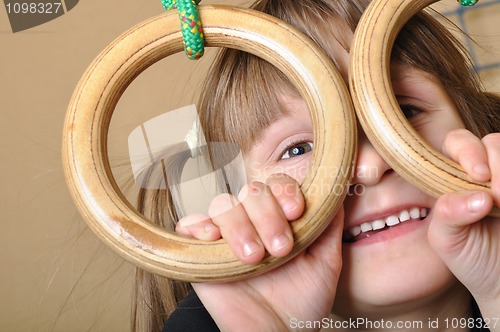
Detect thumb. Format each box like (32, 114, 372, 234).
(428, 191, 492, 255)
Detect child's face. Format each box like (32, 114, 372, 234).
(243, 65, 466, 313)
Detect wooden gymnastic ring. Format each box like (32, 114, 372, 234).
(350, 0, 500, 216)
(62, 5, 356, 282)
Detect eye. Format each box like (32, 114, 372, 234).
(399, 104, 422, 119)
(281, 142, 313, 159)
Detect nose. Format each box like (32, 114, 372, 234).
(351, 128, 393, 186)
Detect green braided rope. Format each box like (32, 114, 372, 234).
(458, 0, 478, 6)
(162, 0, 204, 60)
(160, 0, 475, 59)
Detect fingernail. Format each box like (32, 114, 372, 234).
(473, 163, 490, 177)
(272, 234, 290, 252)
(243, 241, 261, 257)
(468, 191, 486, 213)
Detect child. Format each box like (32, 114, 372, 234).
(132, 0, 500, 331)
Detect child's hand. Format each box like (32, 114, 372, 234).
(176, 173, 303, 264)
(428, 129, 500, 326)
(176, 174, 344, 331)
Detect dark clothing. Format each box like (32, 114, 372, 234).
(162, 291, 219, 331)
(163, 291, 490, 331)
(471, 299, 491, 332)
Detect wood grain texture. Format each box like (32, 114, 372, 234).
(62, 5, 356, 282)
(350, 0, 500, 216)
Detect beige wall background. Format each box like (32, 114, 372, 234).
(434, 0, 500, 92)
(0, 1, 246, 331)
(1, 1, 499, 331)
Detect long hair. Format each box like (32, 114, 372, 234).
(131, 1, 500, 331)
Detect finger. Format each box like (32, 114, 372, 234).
(304, 208, 344, 294)
(442, 129, 491, 181)
(238, 181, 294, 257)
(208, 193, 265, 264)
(428, 191, 493, 254)
(265, 173, 305, 221)
(176, 214, 221, 241)
(308, 207, 344, 261)
(482, 133, 500, 206)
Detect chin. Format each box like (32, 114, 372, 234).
(333, 224, 456, 318)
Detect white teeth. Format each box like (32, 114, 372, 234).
(347, 207, 429, 238)
(350, 226, 361, 237)
(399, 210, 410, 222)
(386, 215, 399, 226)
(360, 222, 373, 232)
(409, 207, 420, 219)
(372, 219, 385, 230)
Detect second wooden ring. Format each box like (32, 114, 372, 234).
(350, 0, 499, 216)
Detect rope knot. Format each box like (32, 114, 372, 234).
(162, 0, 204, 60)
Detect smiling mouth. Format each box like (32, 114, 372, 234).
(343, 207, 430, 243)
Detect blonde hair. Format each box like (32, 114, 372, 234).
(131, 1, 500, 331)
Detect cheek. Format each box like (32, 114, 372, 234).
(244, 157, 312, 184)
(244, 160, 267, 183)
(277, 157, 311, 185)
(418, 112, 465, 151)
